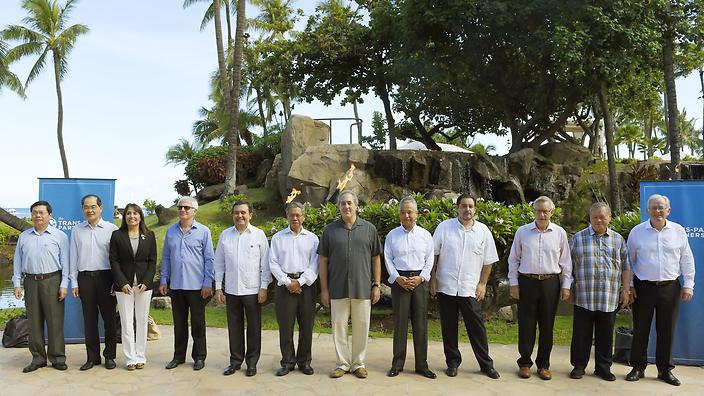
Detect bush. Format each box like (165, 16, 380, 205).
(610, 208, 641, 240)
(143, 199, 157, 216)
(174, 179, 191, 196)
(219, 194, 249, 215)
(185, 145, 273, 189)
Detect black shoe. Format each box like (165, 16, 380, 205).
(299, 364, 314, 375)
(223, 365, 240, 376)
(416, 368, 436, 379)
(246, 366, 257, 376)
(165, 359, 185, 369)
(445, 367, 458, 377)
(80, 361, 95, 371)
(482, 368, 500, 379)
(387, 367, 400, 377)
(22, 362, 47, 373)
(193, 360, 205, 371)
(595, 370, 616, 381)
(657, 371, 681, 386)
(276, 366, 291, 376)
(626, 368, 644, 381)
(105, 359, 116, 370)
(52, 362, 68, 371)
(569, 367, 585, 379)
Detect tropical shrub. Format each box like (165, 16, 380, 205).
(609, 208, 641, 241)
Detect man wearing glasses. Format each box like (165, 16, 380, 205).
(159, 196, 215, 371)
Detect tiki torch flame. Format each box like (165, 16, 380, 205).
(285, 188, 301, 204)
(336, 164, 357, 191)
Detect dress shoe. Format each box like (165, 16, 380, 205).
(193, 360, 205, 371)
(223, 365, 240, 376)
(276, 366, 291, 376)
(80, 361, 96, 371)
(299, 364, 314, 375)
(445, 367, 458, 377)
(415, 368, 437, 379)
(22, 362, 46, 373)
(657, 371, 681, 386)
(518, 367, 531, 379)
(595, 370, 616, 381)
(330, 368, 347, 378)
(105, 359, 116, 370)
(127, 364, 136, 371)
(537, 368, 551, 380)
(245, 366, 257, 376)
(482, 368, 500, 379)
(52, 362, 68, 371)
(625, 368, 644, 381)
(569, 367, 584, 379)
(353, 367, 368, 379)
(165, 359, 185, 369)
(387, 367, 400, 377)
(135, 363, 145, 370)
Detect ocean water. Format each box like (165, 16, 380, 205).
(3, 208, 31, 219)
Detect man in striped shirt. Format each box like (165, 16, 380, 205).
(568, 202, 631, 381)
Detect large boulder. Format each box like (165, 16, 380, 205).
(265, 154, 281, 193)
(538, 142, 593, 168)
(196, 183, 225, 203)
(278, 115, 330, 198)
(155, 205, 177, 226)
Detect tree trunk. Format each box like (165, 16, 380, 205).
(353, 100, 362, 145)
(700, 70, 704, 155)
(53, 51, 69, 178)
(598, 83, 622, 215)
(255, 87, 268, 136)
(224, 0, 232, 44)
(223, 0, 246, 195)
(663, 27, 681, 179)
(374, 65, 396, 149)
(0, 207, 31, 232)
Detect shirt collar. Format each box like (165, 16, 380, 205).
(83, 219, 106, 229)
(454, 217, 475, 230)
(285, 226, 308, 235)
(645, 220, 670, 230)
(588, 225, 610, 237)
(31, 226, 53, 235)
(531, 221, 554, 231)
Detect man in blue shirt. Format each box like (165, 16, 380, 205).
(13, 201, 70, 373)
(159, 196, 215, 371)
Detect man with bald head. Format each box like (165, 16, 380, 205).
(625, 194, 695, 386)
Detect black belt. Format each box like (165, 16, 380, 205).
(398, 270, 422, 277)
(79, 270, 111, 277)
(287, 272, 303, 279)
(636, 277, 677, 286)
(520, 273, 559, 281)
(24, 270, 61, 281)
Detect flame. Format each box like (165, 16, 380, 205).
(285, 188, 301, 204)
(336, 163, 356, 192)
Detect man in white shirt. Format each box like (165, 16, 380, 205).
(214, 201, 271, 377)
(430, 194, 500, 379)
(384, 196, 436, 379)
(625, 194, 695, 386)
(69, 194, 119, 371)
(269, 202, 319, 376)
(508, 196, 572, 380)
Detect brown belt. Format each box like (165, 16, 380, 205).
(520, 273, 559, 281)
(24, 270, 61, 281)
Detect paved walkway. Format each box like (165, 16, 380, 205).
(1, 327, 702, 395)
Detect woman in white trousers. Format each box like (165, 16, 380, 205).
(109, 203, 157, 370)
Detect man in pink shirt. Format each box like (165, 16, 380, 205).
(508, 196, 572, 380)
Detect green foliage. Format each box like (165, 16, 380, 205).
(173, 179, 191, 196)
(219, 194, 249, 215)
(143, 199, 157, 216)
(0, 308, 25, 329)
(360, 111, 387, 150)
(610, 208, 641, 241)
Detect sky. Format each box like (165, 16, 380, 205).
(1, 0, 703, 209)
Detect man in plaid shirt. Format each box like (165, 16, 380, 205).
(568, 202, 631, 381)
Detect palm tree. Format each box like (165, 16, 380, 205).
(0, 39, 25, 97)
(183, 0, 237, 41)
(616, 124, 644, 159)
(249, 0, 296, 41)
(0, 207, 31, 232)
(2, 0, 88, 178)
(677, 109, 700, 156)
(165, 138, 204, 166)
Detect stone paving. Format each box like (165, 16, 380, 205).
(1, 327, 703, 395)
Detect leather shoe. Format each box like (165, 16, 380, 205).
(299, 364, 314, 375)
(223, 365, 240, 376)
(387, 367, 400, 377)
(595, 370, 616, 381)
(165, 359, 185, 369)
(105, 359, 116, 370)
(276, 366, 291, 376)
(482, 368, 500, 379)
(445, 367, 458, 377)
(416, 368, 437, 379)
(569, 367, 584, 379)
(353, 367, 368, 379)
(518, 367, 531, 379)
(22, 362, 46, 373)
(52, 362, 68, 371)
(330, 368, 347, 378)
(245, 366, 257, 376)
(657, 371, 681, 386)
(537, 368, 551, 380)
(80, 361, 96, 371)
(193, 360, 205, 371)
(626, 368, 644, 381)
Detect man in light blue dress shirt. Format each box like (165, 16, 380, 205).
(159, 196, 215, 371)
(13, 201, 70, 373)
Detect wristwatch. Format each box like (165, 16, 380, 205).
(372, 282, 381, 288)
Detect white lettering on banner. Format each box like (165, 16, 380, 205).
(49, 217, 80, 231)
(685, 227, 704, 239)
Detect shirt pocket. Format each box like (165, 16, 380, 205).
(247, 244, 261, 264)
(473, 239, 486, 256)
(185, 237, 203, 254)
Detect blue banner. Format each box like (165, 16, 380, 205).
(38, 178, 116, 343)
(640, 181, 704, 366)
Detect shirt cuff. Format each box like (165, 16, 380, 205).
(214, 281, 222, 290)
(683, 281, 695, 289)
(388, 273, 398, 284)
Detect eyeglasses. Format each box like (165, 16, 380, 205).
(177, 205, 193, 211)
